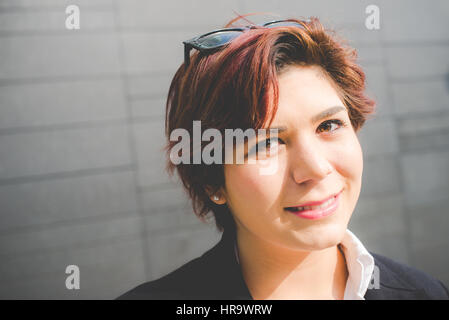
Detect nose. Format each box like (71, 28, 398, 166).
(290, 138, 333, 185)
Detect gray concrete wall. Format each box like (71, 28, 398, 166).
(0, 0, 448, 299)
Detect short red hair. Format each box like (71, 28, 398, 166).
(164, 16, 376, 232)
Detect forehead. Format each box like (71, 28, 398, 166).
(273, 65, 345, 121)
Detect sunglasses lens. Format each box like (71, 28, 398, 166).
(197, 30, 243, 49)
(264, 21, 306, 28)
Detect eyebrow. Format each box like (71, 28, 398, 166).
(269, 106, 347, 133)
(312, 106, 347, 123)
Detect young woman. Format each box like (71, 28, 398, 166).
(118, 16, 449, 300)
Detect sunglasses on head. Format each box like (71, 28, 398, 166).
(182, 19, 310, 68)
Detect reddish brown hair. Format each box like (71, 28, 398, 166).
(164, 16, 376, 233)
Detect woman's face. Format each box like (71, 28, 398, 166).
(220, 64, 364, 251)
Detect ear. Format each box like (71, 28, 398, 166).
(205, 186, 227, 205)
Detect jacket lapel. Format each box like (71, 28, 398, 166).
(364, 253, 427, 300)
(364, 286, 427, 300)
(201, 228, 253, 299)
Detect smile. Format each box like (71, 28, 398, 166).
(284, 189, 343, 220)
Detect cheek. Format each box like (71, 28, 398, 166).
(224, 162, 285, 211)
(331, 133, 364, 186)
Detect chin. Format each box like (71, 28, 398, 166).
(290, 222, 347, 251)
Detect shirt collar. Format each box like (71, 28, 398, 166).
(232, 228, 375, 300)
(338, 229, 375, 299)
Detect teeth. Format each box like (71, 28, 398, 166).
(291, 196, 335, 211)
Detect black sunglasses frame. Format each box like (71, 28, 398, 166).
(182, 19, 309, 68)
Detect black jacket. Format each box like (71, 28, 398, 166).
(117, 229, 449, 300)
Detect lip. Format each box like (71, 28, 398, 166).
(284, 189, 343, 220)
(286, 189, 343, 208)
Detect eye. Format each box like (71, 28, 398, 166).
(317, 119, 346, 134)
(247, 137, 284, 157)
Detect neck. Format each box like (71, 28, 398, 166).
(235, 228, 349, 300)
